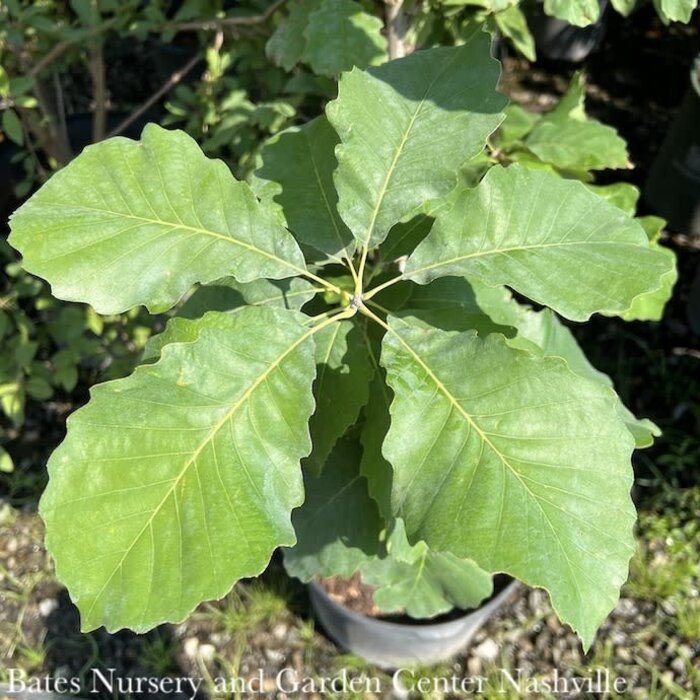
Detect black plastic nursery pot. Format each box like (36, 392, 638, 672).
(644, 54, 700, 237)
(309, 579, 521, 669)
(527, 0, 608, 62)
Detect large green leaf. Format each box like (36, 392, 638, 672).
(327, 37, 506, 250)
(379, 315, 636, 648)
(284, 440, 382, 581)
(302, 0, 387, 78)
(305, 319, 373, 474)
(256, 117, 354, 263)
(543, 0, 601, 26)
(40, 307, 318, 632)
(405, 165, 674, 321)
(8, 125, 306, 314)
(361, 520, 493, 618)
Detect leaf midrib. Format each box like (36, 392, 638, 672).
(359, 48, 464, 248)
(36, 201, 306, 277)
(407, 239, 647, 278)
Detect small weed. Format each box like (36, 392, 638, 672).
(138, 631, 181, 676)
(674, 597, 700, 642)
(198, 578, 292, 638)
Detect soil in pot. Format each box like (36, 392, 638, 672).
(310, 573, 519, 668)
(317, 572, 514, 624)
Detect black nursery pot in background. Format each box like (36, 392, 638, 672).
(644, 55, 700, 237)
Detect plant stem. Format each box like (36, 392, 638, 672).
(89, 38, 107, 143)
(305, 307, 352, 326)
(385, 0, 407, 60)
(172, 0, 288, 32)
(308, 306, 356, 330)
(345, 253, 360, 287)
(300, 269, 351, 302)
(358, 302, 391, 332)
(363, 273, 404, 301)
(28, 18, 119, 79)
(355, 246, 369, 297)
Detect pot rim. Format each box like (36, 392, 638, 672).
(308, 578, 521, 633)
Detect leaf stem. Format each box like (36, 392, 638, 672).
(300, 269, 350, 302)
(359, 302, 391, 332)
(345, 253, 360, 287)
(305, 307, 351, 326)
(363, 273, 404, 301)
(307, 306, 356, 328)
(355, 246, 370, 297)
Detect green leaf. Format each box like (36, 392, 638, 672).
(327, 37, 506, 250)
(177, 277, 317, 321)
(305, 320, 373, 474)
(40, 307, 318, 632)
(380, 316, 636, 648)
(496, 104, 540, 145)
(145, 278, 317, 362)
(266, 0, 322, 71)
(0, 446, 13, 473)
(359, 322, 394, 517)
(406, 277, 515, 335)
(525, 119, 629, 171)
(0, 381, 24, 425)
(585, 183, 640, 215)
(543, 0, 601, 26)
(26, 375, 53, 401)
(256, 117, 354, 263)
(302, 0, 387, 78)
(361, 519, 493, 618)
(637, 215, 666, 243)
(0, 67, 10, 97)
(494, 5, 536, 61)
(405, 165, 674, 321)
(284, 440, 382, 581)
(610, 0, 639, 15)
(619, 245, 677, 322)
(653, 0, 697, 22)
(548, 72, 587, 121)
(2, 108, 24, 145)
(8, 124, 306, 315)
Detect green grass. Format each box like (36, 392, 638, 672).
(138, 631, 181, 676)
(674, 598, 700, 642)
(196, 577, 294, 636)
